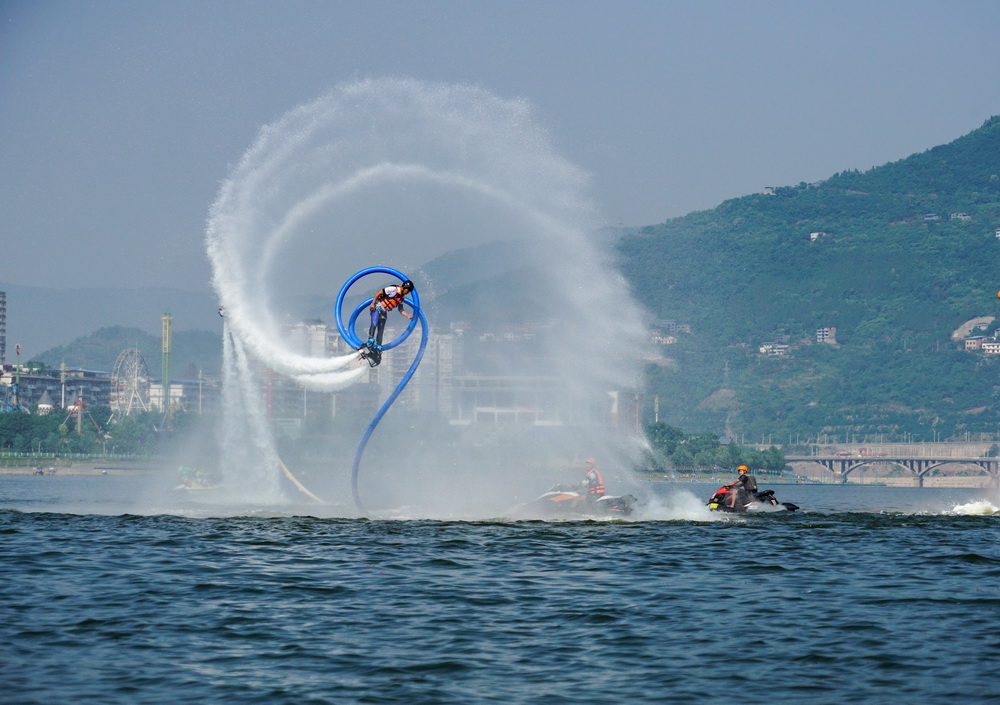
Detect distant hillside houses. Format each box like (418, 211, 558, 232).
(954, 316, 1000, 355)
(964, 336, 1000, 354)
(758, 341, 789, 356)
(650, 320, 690, 345)
(816, 327, 837, 344)
(759, 327, 838, 356)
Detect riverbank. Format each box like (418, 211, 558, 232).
(0, 459, 163, 476)
(651, 474, 998, 489)
(6, 464, 997, 488)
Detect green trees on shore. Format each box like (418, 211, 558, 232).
(0, 407, 186, 457)
(643, 422, 786, 474)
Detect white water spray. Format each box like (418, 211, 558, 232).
(205, 78, 648, 510)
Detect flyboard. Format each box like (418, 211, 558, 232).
(333, 267, 428, 513)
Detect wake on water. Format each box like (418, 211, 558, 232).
(947, 499, 1000, 515)
(203, 78, 648, 513)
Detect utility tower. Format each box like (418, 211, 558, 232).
(162, 312, 173, 418)
(0, 290, 6, 364)
(13, 343, 21, 407)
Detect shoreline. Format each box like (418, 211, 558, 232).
(4, 464, 996, 488)
(645, 475, 998, 489)
(0, 459, 164, 477)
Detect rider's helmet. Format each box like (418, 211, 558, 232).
(737, 465, 749, 472)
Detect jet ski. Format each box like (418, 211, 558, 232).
(707, 486, 799, 513)
(522, 484, 639, 518)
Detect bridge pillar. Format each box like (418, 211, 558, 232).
(835, 459, 849, 484)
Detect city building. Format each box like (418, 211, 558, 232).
(651, 331, 677, 345)
(449, 373, 641, 433)
(149, 376, 222, 415)
(0, 366, 111, 409)
(2, 312, 641, 440)
(656, 320, 691, 335)
(451, 374, 562, 425)
(385, 332, 461, 416)
(759, 342, 789, 356)
(816, 327, 838, 344)
(966, 336, 986, 351)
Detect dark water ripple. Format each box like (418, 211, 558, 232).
(2, 489, 999, 704)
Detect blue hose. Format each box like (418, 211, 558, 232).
(334, 267, 427, 513)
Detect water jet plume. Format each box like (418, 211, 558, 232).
(205, 77, 649, 512)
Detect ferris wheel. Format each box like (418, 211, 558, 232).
(110, 348, 150, 417)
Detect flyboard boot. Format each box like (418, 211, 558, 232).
(358, 339, 382, 367)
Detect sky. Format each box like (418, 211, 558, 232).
(2, 0, 1000, 295)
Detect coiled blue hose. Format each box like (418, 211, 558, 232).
(335, 267, 427, 513)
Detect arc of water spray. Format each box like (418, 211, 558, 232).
(335, 266, 428, 513)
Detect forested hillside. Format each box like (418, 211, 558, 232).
(617, 116, 1000, 442)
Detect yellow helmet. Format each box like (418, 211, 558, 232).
(737, 465, 749, 472)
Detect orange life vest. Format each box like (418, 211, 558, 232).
(586, 468, 606, 495)
(374, 286, 406, 313)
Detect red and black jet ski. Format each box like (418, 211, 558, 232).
(707, 486, 799, 513)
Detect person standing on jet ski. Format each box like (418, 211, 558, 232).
(722, 465, 757, 509)
(582, 458, 606, 502)
(361, 280, 415, 365)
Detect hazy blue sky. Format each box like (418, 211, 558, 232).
(2, 0, 999, 293)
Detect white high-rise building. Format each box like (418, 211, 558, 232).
(386, 332, 460, 416)
(0, 291, 6, 364)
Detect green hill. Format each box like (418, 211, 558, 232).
(32, 326, 222, 379)
(616, 116, 1000, 442)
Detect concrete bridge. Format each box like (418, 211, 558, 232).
(785, 454, 1000, 487)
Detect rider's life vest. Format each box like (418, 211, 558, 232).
(374, 286, 406, 313)
(585, 468, 606, 495)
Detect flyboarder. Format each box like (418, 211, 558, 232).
(360, 280, 415, 366)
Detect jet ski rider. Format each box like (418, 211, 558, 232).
(723, 465, 757, 509)
(582, 458, 606, 502)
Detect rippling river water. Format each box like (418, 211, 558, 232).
(2, 476, 998, 704)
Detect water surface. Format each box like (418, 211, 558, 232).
(2, 476, 998, 704)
